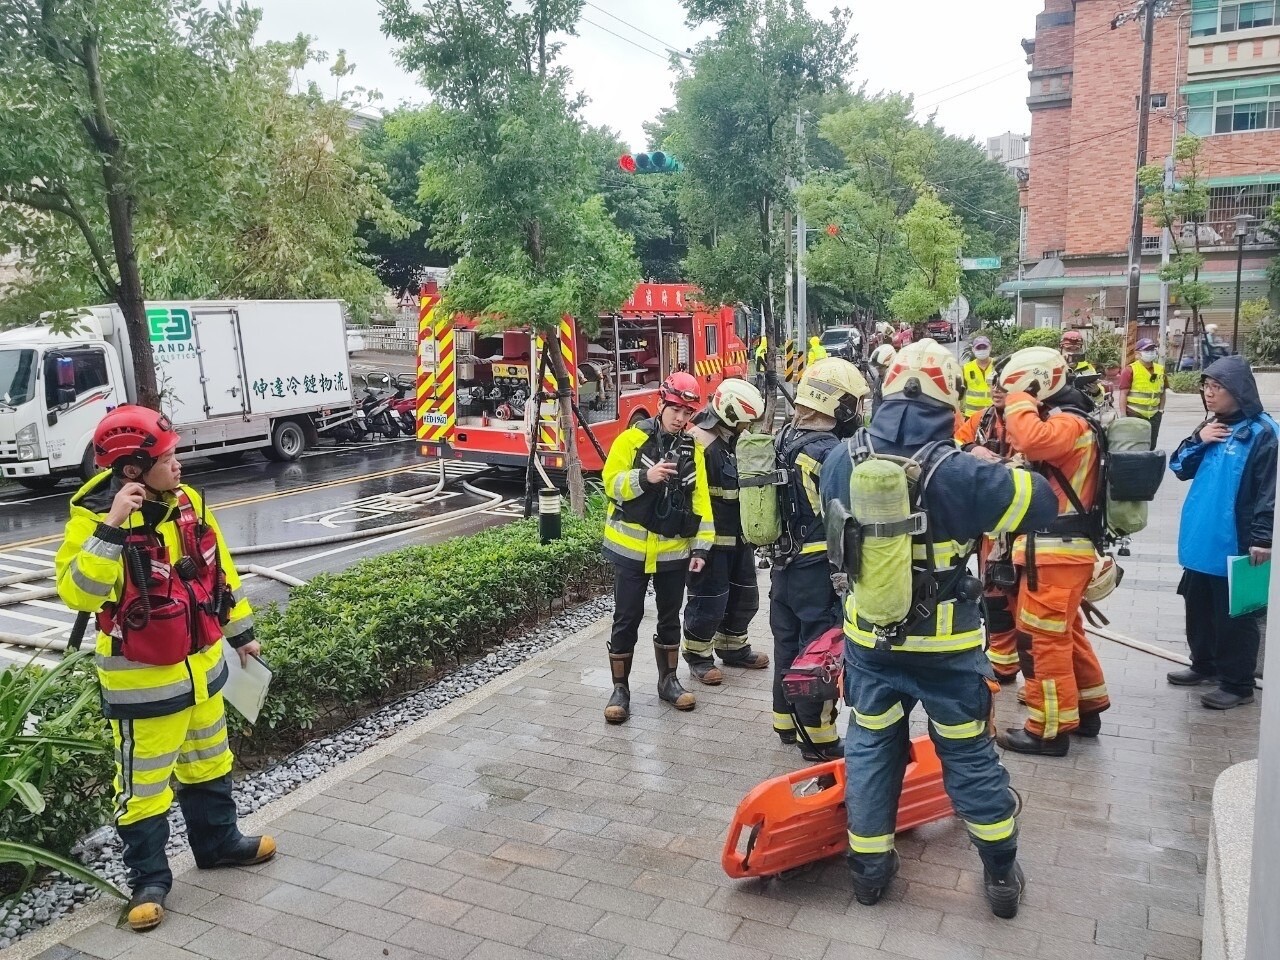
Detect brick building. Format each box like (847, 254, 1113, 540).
(1005, 0, 1280, 355)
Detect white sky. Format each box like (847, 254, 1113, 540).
(236, 0, 1036, 149)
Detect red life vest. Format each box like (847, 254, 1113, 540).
(98, 490, 231, 666)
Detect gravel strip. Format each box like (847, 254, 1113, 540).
(0, 594, 612, 950)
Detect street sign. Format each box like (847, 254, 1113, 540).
(942, 295, 970, 325)
(960, 257, 1001, 271)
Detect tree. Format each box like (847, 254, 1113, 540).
(359, 109, 453, 297)
(661, 0, 855, 419)
(799, 94, 933, 321)
(886, 190, 964, 323)
(380, 0, 641, 515)
(0, 0, 259, 409)
(1140, 135, 1212, 338)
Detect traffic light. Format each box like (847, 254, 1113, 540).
(618, 151, 683, 174)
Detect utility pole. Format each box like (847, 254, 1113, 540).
(795, 111, 808, 353)
(1115, 0, 1167, 346)
(1158, 153, 1174, 360)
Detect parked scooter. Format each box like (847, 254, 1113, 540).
(331, 373, 401, 442)
(389, 374, 417, 436)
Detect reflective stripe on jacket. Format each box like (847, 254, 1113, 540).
(962, 361, 994, 416)
(602, 424, 714, 573)
(1003, 393, 1100, 566)
(689, 420, 744, 548)
(1127, 361, 1165, 418)
(54, 473, 253, 720)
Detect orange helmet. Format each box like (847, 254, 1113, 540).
(659, 372, 701, 411)
(93, 405, 180, 470)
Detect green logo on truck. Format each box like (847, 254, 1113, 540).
(147, 308, 192, 343)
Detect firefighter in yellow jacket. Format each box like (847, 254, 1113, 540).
(602, 373, 715, 723)
(55, 406, 275, 933)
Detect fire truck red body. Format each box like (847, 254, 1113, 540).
(415, 283, 748, 471)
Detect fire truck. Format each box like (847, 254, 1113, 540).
(414, 282, 748, 471)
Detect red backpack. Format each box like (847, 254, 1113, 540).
(781, 627, 845, 707)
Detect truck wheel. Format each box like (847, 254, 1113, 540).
(210, 451, 246, 466)
(263, 419, 306, 462)
(80, 446, 101, 482)
(17, 476, 61, 492)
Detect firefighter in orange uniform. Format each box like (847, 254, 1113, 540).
(995, 348, 1110, 756)
(955, 381, 1020, 684)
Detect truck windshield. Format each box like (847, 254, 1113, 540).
(0, 349, 36, 407)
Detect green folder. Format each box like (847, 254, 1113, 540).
(1228, 555, 1272, 617)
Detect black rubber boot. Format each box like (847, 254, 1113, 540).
(686, 656, 724, 686)
(126, 886, 168, 932)
(776, 729, 798, 745)
(655, 641, 696, 711)
(1167, 668, 1217, 686)
(1073, 711, 1102, 738)
(605, 652, 632, 724)
(203, 834, 277, 868)
(718, 646, 770, 669)
(851, 850, 899, 906)
(984, 861, 1025, 919)
(799, 737, 845, 764)
(998, 727, 1069, 757)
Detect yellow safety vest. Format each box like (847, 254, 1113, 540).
(807, 339, 828, 364)
(1127, 361, 1164, 419)
(963, 360, 994, 416)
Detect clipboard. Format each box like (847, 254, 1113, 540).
(220, 642, 273, 724)
(1228, 555, 1271, 617)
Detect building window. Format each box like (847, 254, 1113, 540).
(1186, 80, 1280, 134)
(1042, 249, 1064, 260)
(1138, 93, 1169, 109)
(1141, 235, 1163, 253)
(1198, 182, 1280, 241)
(1019, 208, 1029, 261)
(704, 324, 717, 357)
(1191, 0, 1280, 37)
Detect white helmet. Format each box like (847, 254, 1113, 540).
(881, 338, 963, 410)
(795, 357, 869, 417)
(997, 347, 1070, 400)
(708, 378, 765, 428)
(871, 343, 896, 368)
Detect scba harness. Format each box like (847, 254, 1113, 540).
(97, 490, 235, 666)
(616, 423, 701, 539)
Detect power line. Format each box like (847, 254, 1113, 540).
(582, 1, 691, 60)
(578, 16, 673, 62)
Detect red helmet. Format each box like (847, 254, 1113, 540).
(658, 372, 701, 411)
(93, 405, 180, 470)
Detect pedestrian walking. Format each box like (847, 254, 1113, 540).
(1168, 356, 1278, 709)
(54, 405, 275, 933)
(601, 373, 715, 723)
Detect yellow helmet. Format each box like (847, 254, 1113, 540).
(795, 357, 869, 417)
(997, 347, 1070, 400)
(881, 338, 963, 410)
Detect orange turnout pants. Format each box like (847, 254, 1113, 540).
(1014, 558, 1109, 738)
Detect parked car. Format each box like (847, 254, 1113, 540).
(817, 326, 864, 360)
(925, 319, 956, 343)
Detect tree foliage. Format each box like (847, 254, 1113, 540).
(380, 0, 640, 513)
(886, 191, 964, 323)
(1140, 135, 1212, 324)
(661, 0, 855, 418)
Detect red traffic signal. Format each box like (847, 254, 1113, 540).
(618, 154, 637, 174)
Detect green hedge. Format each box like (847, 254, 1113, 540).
(241, 505, 609, 745)
(1168, 371, 1202, 394)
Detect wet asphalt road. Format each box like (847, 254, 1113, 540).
(0, 438, 528, 665)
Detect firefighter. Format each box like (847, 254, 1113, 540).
(771, 357, 869, 761)
(682, 379, 771, 683)
(868, 343, 896, 409)
(1115, 338, 1167, 448)
(996, 347, 1112, 756)
(822, 339, 1058, 918)
(54, 406, 275, 933)
(1060, 330, 1103, 403)
(602, 372, 715, 724)
(955, 381, 1021, 683)
(962, 336, 996, 417)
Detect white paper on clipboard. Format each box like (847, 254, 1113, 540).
(219, 643, 272, 725)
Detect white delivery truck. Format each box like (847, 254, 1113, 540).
(0, 300, 355, 490)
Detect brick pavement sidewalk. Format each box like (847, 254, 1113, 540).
(19, 394, 1259, 960)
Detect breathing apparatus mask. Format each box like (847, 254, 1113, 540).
(834, 396, 863, 438)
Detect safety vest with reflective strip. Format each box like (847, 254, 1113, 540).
(689, 420, 745, 548)
(54, 473, 254, 720)
(1127, 361, 1165, 419)
(602, 425, 715, 573)
(962, 360, 994, 416)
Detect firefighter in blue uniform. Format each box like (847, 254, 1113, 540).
(771, 357, 870, 761)
(821, 339, 1058, 919)
(682, 379, 771, 683)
